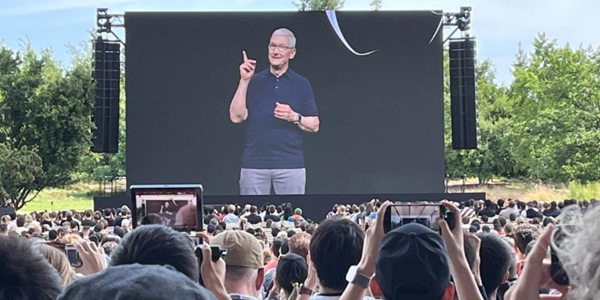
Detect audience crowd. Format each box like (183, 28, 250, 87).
(0, 197, 598, 300)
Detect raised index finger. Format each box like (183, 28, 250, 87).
(242, 50, 248, 62)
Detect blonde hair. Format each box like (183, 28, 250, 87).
(33, 243, 76, 286)
(63, 234, 82, 244)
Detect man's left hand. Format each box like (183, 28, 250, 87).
(274, 102, 298, 122)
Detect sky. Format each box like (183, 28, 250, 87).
(1, 0, 598, 85)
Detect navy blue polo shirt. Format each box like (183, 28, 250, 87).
(242, 68, 318, 169)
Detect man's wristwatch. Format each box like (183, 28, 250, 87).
(345, 265, 372, 289)
(293, 114, 302, 125)
(299, 286, 313, 296)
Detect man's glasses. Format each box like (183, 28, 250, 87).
(268, 43, 293, 52)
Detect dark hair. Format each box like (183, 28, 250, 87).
(283, 206, 294, 220)
(542, 217, 554, 227)
(498, 216, 507, 227)
(110, 225, 198, 281)
(481, 215, 489, 223)
(550, 201, 557, 209)
(280, 239, 290, 255)
(482, 225, 491, 233)
(250, 206, 257, 214)
(272, 228, 281, 237)
(514, 225, 538, 254)
(0, 236, 63, 300)
(497, 199, 505, 208)
(508, 201, 515, 208)
(287, 230, 296, 238)
(310, 218, 364, 291)
(0, 224, 7, 234)
(477, 233, 512, 298)
(272, 236, 286, 257)
(509, 213, 517, 222)
(16, 216, 25, 227)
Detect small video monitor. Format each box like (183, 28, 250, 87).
(130, 184, 203, 232)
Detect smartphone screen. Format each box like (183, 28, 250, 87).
(383, 204, 441, 233)
(65, 245, 82, 268)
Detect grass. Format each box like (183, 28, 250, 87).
(15, 180, 600, 213)
(19, 182, 99, 213)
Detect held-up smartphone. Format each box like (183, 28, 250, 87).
(194, 245, 228, 262)
(65, 245, 83, 268)
(550, 226, 570, 285)
(383, 203, 455, 233)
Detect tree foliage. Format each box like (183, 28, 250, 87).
(0, 45, 94, 209)
(370, 0, 382, 10)
(445, 33, 600, 184)
(294, 0, 344, 10)
(506, 34, 600, 183)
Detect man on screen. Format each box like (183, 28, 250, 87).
(229, 28, 319, 195)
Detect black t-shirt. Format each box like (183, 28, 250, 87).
(246, 214, 263, 224)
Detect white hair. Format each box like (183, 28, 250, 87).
(554, 204, 600, 299)
(272, 28, 296, 48)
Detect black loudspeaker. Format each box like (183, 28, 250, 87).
(449, 38, 478, 150)
(92, 38, 120, 153)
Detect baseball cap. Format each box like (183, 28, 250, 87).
(57, 264, 217, 300)
(212, 230, 263, 269)
(376, 223, 450, 300)
(276, 253, 308, 294)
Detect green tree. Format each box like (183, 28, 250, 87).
(294, 0, 344, 10)
(507, 34, 600, 183)
(370, 0, 382, 10)
(0, 45, 94, 209)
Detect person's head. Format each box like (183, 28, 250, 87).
(271, 236, 286, 258)
(504, 223, 515, 236)
(228, 204, 236, 214)
(212, 230, 264, 297)
(16, 216, 25, 227)
(32, 243, 77, 286)
(0, 224, 8, 236)
(268, 28, 296, 70)
(507, 201, 515, 209)
(373, 223, 454, 300)
(482, 225, 491, 233)
(109, 224, 198, 282)
(477, 233, 513, 299)
(493, 220, 503, 232)
(497, 199, 505, 208)
(461, 216, 470, 225)
(268, 205, 276, 215)
(509, 213, 517, 222)
(249, 206, 257, 215)
(276, 253, 308, 297)
(288, 232, 311, 260)
(310, 218, 364, 292)
(56, 264, 217, 300)
(294, 208, 303, 216)
(542, 217, 555, 227)
(480, 215, 489, 223)
(0, 235, 63, 299)
(513, 224, 540, 257)
(498, 216, 507, 227)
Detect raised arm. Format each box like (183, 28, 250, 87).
(229, 51, 255, 123)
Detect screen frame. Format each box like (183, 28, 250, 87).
(130, 184, 204, 232)
(383, 203, 443, 233)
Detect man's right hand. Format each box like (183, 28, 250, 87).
(240, 51, 256, 81)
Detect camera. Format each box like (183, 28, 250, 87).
(383, 203, 455, 234)
(195, 244, 228, 262)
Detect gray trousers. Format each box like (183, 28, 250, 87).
(240, 168, 306, 195)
